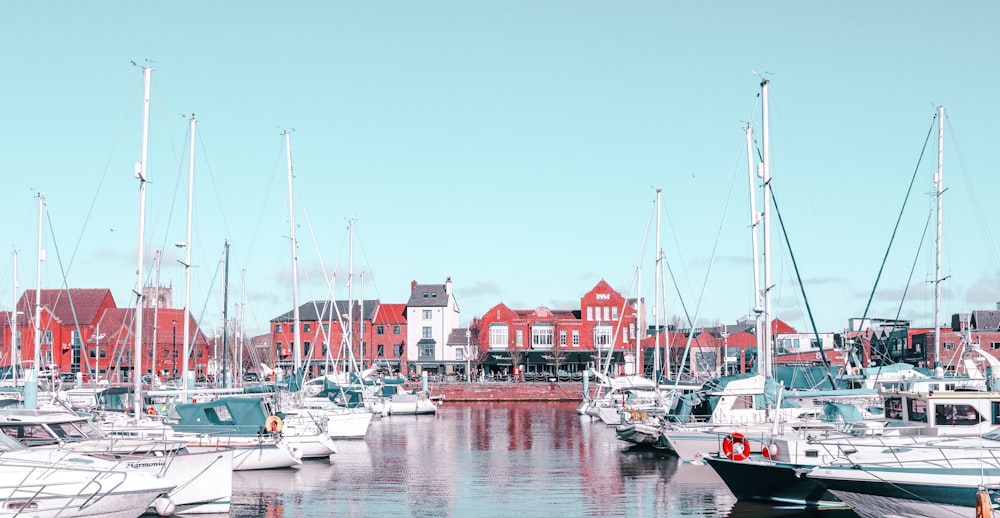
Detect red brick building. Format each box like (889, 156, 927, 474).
(270, 299, 408, 378)
(470, 280, 645, 377)
(0, 288, 210, 383)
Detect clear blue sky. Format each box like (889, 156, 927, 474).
(2, 2, 998, 338)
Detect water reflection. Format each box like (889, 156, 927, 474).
(228, 402, 856, 517)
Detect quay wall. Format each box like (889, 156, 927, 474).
(417, 381, 586, 402)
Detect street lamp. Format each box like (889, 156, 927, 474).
(172, 320, 177, 379)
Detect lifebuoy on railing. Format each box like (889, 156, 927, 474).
(722, 432, 750, 461)
(147, 406, 156, 416)
(265, 415, 283, 433)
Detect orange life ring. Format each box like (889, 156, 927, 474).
(265, 415, 283, 433)
(976, 489, 992, 518)
(147, 406, 156, 416)
(722, 432, 750, 461)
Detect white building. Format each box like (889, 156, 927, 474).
(405, 278, 461, 374)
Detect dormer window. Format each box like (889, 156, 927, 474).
(431, 293, 437, 298)
(422, 292, 429, 298)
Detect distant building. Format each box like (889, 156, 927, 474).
(405, 278, 461, 375)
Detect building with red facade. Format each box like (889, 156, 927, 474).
(470, 280, 646, 377)
(0, 288, 210, 383)
(269, 299, 408, 378)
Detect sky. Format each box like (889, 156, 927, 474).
(1, 2, 999, 339)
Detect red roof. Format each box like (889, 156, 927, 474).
(17, 289, 115, 326)
(372, 303, 407, 324)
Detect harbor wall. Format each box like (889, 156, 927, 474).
(418, 381, 585, 401)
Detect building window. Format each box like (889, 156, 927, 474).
(515, 330, 524, 348)
(572, 330, 580, 347)
(377, 325, 385, 335)
(377, 344, 384, 357)
(422, 310, 432, 319)
(944, 341, 955, 351)
(489, 325, 508, 349)
(624, 326, 630, 343)
(393, 326, 401, 335)
(322, 342, 329, 356)
(275, 324, 282, 333)
(322, 323, 330, 333)
(395, 344, 404, 357)
(594, 325, 612, 348)
(587, 307, 593, 321)
(531, 326, 553, 348)
(560, 331, 567, 346)
(43, 329, 53, 345)
(71, 330, 81, 346)
(303, 323, 310, 333)
(15, 330, 21, 347)
(612, 306, 619, 321)
(275, 342, 282, 355)
(303, 342, 311, 357)
(422, 327, 432, 339)
(991, 342, 1000, 351)
(456, 348, 464, 361)
(419, 342, 435, 360)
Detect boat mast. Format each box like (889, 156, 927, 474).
(745, 124, 764, 362)
(10, 250, 18, 386)
(283, 130, 302, 376)
(151, 250, 161, 382)
(654, 187, 663, 382)
(133, 65, 152, 419)
(180, 114, 195, 398)
(934, 106, 945, 378)
(26, 194, 44, 409)
(222, 240, 230, 388)
(759, 78, 772, 379)
(347, 218, 355, 372)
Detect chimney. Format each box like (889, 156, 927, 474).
(411, 280, 418, 292)
(445, 277, 452, 295)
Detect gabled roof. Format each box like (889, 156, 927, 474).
(447, 328, 471, 346)
(372, 303, 406, 324)
(971, 310, 1000, 331)
(271, 299, 378, 323)
(407, 283, 448, 308)
(18, 289, 114, 327)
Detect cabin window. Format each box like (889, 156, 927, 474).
(935, 404, 982, 426)
(907, 399, 928, 423)
(993, 402, 1000, 425)
(885, 397, 903, 419)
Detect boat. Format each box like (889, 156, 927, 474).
(803, 430, 1000, 518)
(0, 407, 233, 514)
(0, 428, 176, 517)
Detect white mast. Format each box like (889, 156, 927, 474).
(636, 264, 642, 377)
(745, 124, 764, 362)
(759, 78, 772, 379)
(133, 65, 152, 418)
(10, 251, 18, 386)
(283, 130, 302, 376)
(347, 218, 355, 372)
(654, 187, 663, 382)
(179, 114, 195, 397)
(934, 106, 945, 378)
(151, 250, 161, 381)
(26, 195, 44, 409)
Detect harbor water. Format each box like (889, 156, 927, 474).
(229, 401, 860, 517)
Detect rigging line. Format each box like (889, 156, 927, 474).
(944, 115, 1000, 280)
(856, 112, 936, 374)
(885, 209, 934, 368)
(243, 138, 287, 265)
(767, 182, 837, 388)
(44, 210, 96, 379)
(65, 79, 142, 277)
(665, 154, 742, 381)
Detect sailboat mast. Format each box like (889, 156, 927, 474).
(181, 114, 195, 397)
(10, 250, 18, 386)
(32, 194, 45, 402)
(934, 106, 945, 377)
(283, 130, 302, 375)
(654, 187, 663, 382)
(133, 65, 152, 418)
(347, 218, 355, 371)
(759, 78, 772, 379)
(222, 240, 230, 388)
(636, 264, 641, 376)
(745, 124, 764, 352)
